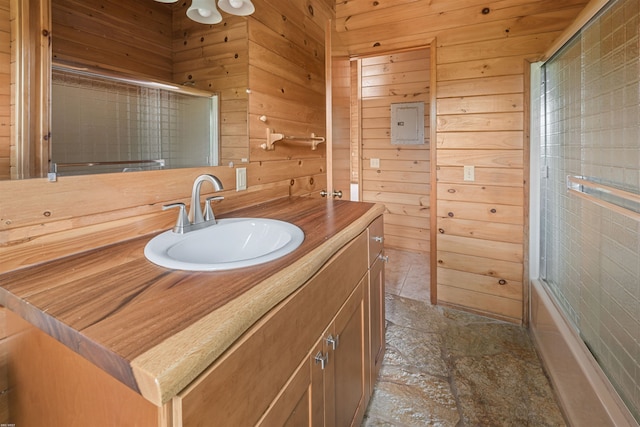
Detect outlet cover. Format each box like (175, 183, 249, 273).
(236, 167, 247, 191)
(370, 158, 380, 168)
(463, 165, 475, 181)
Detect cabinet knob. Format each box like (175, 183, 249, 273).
(314, 351, 328, 370)
(326, 334, 339, 350)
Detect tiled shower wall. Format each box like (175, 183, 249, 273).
(541, 0, 640, 420)
(51, 69, 216, 175)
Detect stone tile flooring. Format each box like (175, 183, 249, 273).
(363, 249, 566, 426)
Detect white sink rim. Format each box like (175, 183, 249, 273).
(144, 218, 305, 271)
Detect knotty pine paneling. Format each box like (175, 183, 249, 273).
(52, 0, 173, 80)
(358, 48, 430, 254)
(172, 10, 249, 165)
(335, 0, 587, 56)
(248, 0, 328, 163)
(335, 0, 588, 322)
(0, 0, 8, 181)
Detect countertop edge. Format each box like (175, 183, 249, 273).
(130, 203, 386, 405)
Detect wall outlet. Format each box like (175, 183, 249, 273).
(463, 165, 475, 181)
(370, 158, 380, 168)
(236, 167, 247, 191)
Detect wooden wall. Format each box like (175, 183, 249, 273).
(358, 49, 430, 254)
(246, 0, 331, 192)
(172, 6, 249, 165)
(51, 0, 173, 81)
(0, 0, 9, 180)
(335, 0, 589, 322)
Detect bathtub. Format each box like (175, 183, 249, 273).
(529, 279, 638, 427)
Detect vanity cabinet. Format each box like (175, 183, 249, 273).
(313, 277, 367, 426)
(3, 211, 385, 427)
(258, 277, 367, 427)
(177, 227, 372, 427)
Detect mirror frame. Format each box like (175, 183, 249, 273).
(12, 0, 50, 179)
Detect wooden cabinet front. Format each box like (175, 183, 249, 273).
(369, 253, 385, 390)
(367, 215, 386, 395)
(328, 277, 367, 427)
(176, 231, 369, 426)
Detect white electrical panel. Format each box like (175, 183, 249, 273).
(391, 102, 425, 145)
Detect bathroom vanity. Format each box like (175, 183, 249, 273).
(0, 197, 385, 426)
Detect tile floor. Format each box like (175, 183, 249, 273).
(363, 248, 567, 426)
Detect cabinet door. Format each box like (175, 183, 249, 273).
(257, 354, 315, 427)
(369, 253, 386, 390)
(331, 277, 367, 427)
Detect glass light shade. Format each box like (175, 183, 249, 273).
(155, 0, 179, 3)
(187, 0, 223, 24)
(218, 0, 255, 16)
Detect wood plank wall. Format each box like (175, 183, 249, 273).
(335, 0, 588, 322)
(358, 49, 430, 254)
(0, 0, 9, 180)
(172, 7, 249, 165)
(246, 0, 331, 193)
(51, 0, 173, 81)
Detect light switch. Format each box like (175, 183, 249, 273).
(463, 165, 475, 181)
(236, 167, 247, 191)
(370, 158, 380, 168)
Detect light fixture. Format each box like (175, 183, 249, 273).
(218, 0, 255, 16)
(155, 0, 178, 3)
(187, 0, 223, 24)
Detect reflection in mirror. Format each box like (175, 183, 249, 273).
(2, 0, 249, 180)
(50, 64, 219, 177)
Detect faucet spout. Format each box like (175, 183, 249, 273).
(189, 174, 224, 225)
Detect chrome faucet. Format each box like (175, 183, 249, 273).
(163, 174, 224, 234)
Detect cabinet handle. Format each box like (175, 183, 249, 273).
(326, 334, 339, 350)
(320, 190, 343, 198)
(379, 255, 389, 263)
(373, 236, 384, 243)
(314, 351, 328, 370)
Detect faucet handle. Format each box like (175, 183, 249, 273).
(163, 202, 189, 234)
(204, 196, 224, 222)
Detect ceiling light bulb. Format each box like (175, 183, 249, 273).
(187, 0, 222, 24)
(217, 0, 254, 16)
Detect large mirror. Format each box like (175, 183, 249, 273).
(2, 0, 249, 180)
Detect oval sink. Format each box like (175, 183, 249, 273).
(144, 218, 304, 271)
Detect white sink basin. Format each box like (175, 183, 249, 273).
(144, 218, 305, 271)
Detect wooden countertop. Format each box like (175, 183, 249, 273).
(0, 197, 384, 406)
